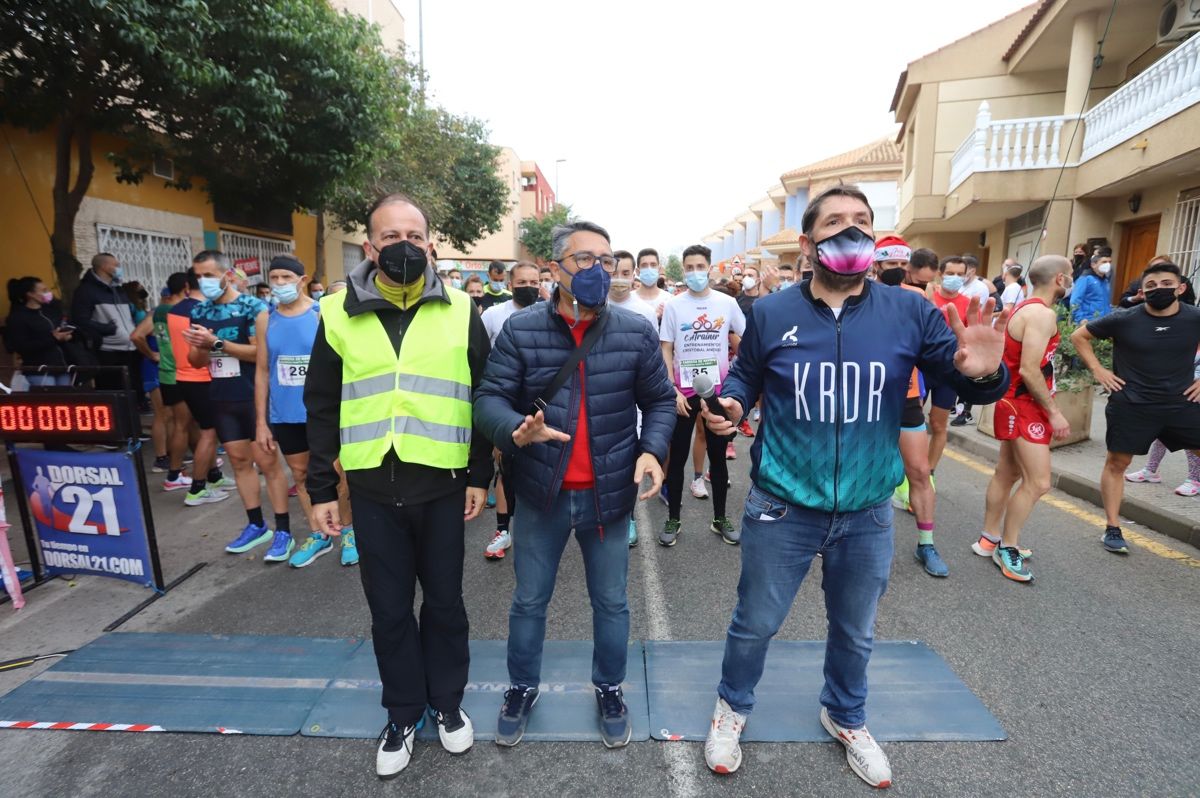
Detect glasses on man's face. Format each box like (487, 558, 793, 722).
(562, 252, 618, 273)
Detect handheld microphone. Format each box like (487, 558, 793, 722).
(691, 373, 730, 421)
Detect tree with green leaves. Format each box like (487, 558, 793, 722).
(323, 73, 509, 268)
(0, 0, 390, 296)
(665, 254, 683, 283)
(519, 204, 575, 263)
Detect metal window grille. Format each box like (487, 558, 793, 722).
(342, 242, 363, 275)
(95, 224, 193, 294)
(219, 230, 294, 274)
(1168, 189, 1200, 281)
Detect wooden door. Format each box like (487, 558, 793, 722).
(1115, 216, 1161, 300)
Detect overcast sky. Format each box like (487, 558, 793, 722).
(397, 0, 1034, 255)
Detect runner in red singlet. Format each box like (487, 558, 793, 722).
(978, 255, 1074, 582)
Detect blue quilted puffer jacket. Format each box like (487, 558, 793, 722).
(473, 296, 676, 527)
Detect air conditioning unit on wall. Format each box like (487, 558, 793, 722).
(1158, 0, 1200, 46)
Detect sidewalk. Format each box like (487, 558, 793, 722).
(948, 388, 1200, 550)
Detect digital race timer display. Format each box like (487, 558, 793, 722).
(0, 392, 130, 443)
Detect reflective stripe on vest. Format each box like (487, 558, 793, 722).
(320, 286, 473, 471)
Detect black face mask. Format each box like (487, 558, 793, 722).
(512, 286, 540, 307)
(471, 295, 483, 307)
(879, 267, 906, 286)
(1145, 287, 1178, 310)
(374, 241, 427, 285)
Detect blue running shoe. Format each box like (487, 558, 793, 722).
(595, 684, 631, 748)
(628, 518, 638, 547)
(288, 533, 332, 568)
(915, 543, 949, 577)
(495, 686, 539, 747)
(1103, 526, 1129, 554)
(225, 523, 272, 554)
(263, 531, 294, 562)
(486, 491, 496, 509)
(340, 527, 359, 566)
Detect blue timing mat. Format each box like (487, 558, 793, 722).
(303, 639, 650, 742)
(645, 640, 1005, 742)
(0, 632, 360, 735)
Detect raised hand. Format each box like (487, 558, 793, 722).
(947, 296, 1009, 378)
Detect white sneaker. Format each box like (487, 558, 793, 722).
(751, 407, 760, 422)
(690, 477, 709, 499)
(162, 474, 193, 492)
(1175, 479, 1200, 497)
(704, 697, 746, 774)
(1124, 468, 1162, 484)
(376, 721, 416, 780)
(434, 708, 474, 754)
(820, 706, 892, 788)
(485, 529, 511, 559)
(183, 487, 229, 506)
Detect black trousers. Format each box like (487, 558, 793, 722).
(666, 395, 730, 520)
(351, 489, 469, 727)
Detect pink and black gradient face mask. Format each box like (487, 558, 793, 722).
(815, 225, 876, 275)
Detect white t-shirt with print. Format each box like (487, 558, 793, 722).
(659, 290, 746, 397)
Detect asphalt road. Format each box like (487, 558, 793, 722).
(1, 432, 1199, 797)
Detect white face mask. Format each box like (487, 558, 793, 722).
(1097, 262, 1112, 276)
(742, 276, 757, 290)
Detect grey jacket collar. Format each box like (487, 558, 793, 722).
(342, 258, 448, 317)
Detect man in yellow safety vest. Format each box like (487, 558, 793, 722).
(305, 193, 493, 779)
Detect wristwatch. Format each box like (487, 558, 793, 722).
(968, 367, 1002, 384)
(211, 339, 225, 353)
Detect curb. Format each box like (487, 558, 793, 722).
(946, 427, 1200, 551)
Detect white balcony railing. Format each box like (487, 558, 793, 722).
(1082, 31, 1200, 162)
(948, 102, 1071, 191)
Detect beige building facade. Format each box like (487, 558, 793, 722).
(703, 138, 902, 270)
(893, 0, 1200, 295)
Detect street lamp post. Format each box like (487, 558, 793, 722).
(555, 158, 566, 205)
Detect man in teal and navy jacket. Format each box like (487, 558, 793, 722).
(697, 186, 1010, 789)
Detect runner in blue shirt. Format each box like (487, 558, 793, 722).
(254, 254, 358, 568)
(181, 250, 292, 561)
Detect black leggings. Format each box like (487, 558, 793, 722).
(666, 395, 729, 520)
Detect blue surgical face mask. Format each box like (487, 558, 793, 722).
(777, 280, 794, 291)
(198, 276, 225, 300)
(489, 279, 506, 293)
(271, 283, 299, 305)
(311, 290, 325, 300)
(450, 278, 463, 290)
(112, 266, 123, 282)
(941, 275, 964, 294)
(685, 271, 710, 292)
(639, 267, 659, 287)
(563, 262, 610, 309)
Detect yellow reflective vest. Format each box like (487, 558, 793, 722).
(319, 288, 473, 471)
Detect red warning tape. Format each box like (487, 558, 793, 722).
(0, 720, 165, 732)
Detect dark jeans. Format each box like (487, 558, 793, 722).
(666, 395, 729, 519)
(350, 489, 469, 727)
(508, 488, 630, 688)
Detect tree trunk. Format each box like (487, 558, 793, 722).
(50, 117, 95, 302)
(314, 207, 327, 282)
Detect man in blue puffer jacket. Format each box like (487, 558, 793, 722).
(474, 220, 676, 749)
(698, 186, 1012, 788)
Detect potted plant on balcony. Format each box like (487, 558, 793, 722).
(975, 315, 1112, 448)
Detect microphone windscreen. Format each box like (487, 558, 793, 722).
(691, 372, 715, 399)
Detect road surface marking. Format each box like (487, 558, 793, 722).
(943, 448, 1200, 568)
(635, 500, 703, 798)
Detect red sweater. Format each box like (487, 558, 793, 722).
(561, 318, 594, 488)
